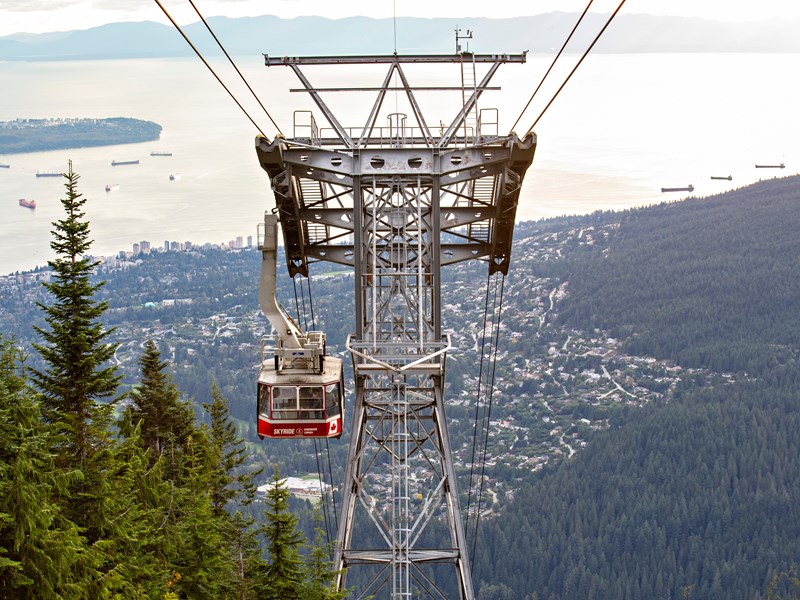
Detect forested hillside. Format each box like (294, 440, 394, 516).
(473, 175, 800, 599)
(558, 176, 800, 375)
(474, 378, 800, 599)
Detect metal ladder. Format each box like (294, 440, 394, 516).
(460, 53, 478, 145)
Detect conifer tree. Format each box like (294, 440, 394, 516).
(27, 163, 130, 595)
(201, 381, 267, 595)
(262, 467, 306, 600)
(31, 162, 121, 472)
(223, 509, 270, 599)
(0, 338, 93, 599)
(203, 381, 261, 517)
(106, 422, 174, 597)
(303, 510, 350, 600)
(170, 430, 226, 599)
(118, 339, 202, 594)
(125, 339, 195, 478)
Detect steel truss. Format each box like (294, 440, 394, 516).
(256, 51, 536, 599)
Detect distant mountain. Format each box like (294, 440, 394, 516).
(1, 13, 799, 61)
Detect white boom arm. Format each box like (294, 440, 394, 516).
(259, 213, 304, 349)
(259, 213, 325, 372)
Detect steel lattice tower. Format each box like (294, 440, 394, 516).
(256, 51, 536, 600)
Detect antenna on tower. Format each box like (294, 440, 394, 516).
(455, 27, 473, 53)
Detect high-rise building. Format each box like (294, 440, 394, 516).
(247, 235, 253, 248)
(132, 242, 140, 255)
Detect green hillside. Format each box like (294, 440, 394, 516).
(558, 175, 800, 375)
(473, 176, 800, 599)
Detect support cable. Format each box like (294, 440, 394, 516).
(299, 277, 309, 332)
(467, 270, 503, 563)
(292, 278, 334, 543)
(153, 0, 267, 136)
(292, 277, 305, 331)
(325, 437, 339, 532)
(509, 0, 595, 134)
(305, 274, 338, 535)
(187, 0, 283, 135)
(525, 0, 627, 135)
(314, 438, 333, 543)
(465, 271, 494, 521)
(300, 273, 338, 545)
(470, 273, 506, 575)
(306, 274, 317, 331)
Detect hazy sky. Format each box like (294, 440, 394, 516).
(1, 0, 799, 37)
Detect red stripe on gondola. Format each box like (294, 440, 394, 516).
(258, 416, 342, 439)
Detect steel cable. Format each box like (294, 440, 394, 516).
(153, 0, 267, 136)
(525, 0, 627, 135)
(510, 0, 595, 134)
(187, 0, 283, 135)
(470, 273, 506, 575)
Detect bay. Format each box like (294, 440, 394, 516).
(0, 52, 798, 276)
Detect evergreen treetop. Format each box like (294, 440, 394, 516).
(30, 160, 121, 469)
(262, 466, 306, 600)
(124, 339, 195, 475)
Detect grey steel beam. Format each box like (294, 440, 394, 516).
(290, 86, 502, 92)
(288, 63, 354, 147)
(438, 62, 501, 148)
(265, 53, 527, 66)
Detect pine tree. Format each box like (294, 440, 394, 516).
(302, 510, 350, 600)
(124, 339, 195, 478)
(27, 162, 129, 595)
(201, 381, 266, 595)
(224, 509, 270, 599)
(105, 422, 174, 598)
(170, 431, 226, 599)
(31, 161, 122, 472)
(0, 337, 93, 599)
(261, 467, 306, 600)
(203, 380, 261, 517)
(117, 339, 203, 594)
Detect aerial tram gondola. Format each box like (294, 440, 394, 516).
(256, 214, 344, 439)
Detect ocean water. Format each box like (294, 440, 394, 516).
(0, 53, 798, 275)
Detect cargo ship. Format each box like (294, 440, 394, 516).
(0, 163, 10, 168)
(36, 171, 61, 177)
(661, 184, 694, 193)
(105, 183, 120, 192)
(19, 198, 36, 209)
(150, 151, 173, 156)
(755, 163, 785, 169)
(169, 173, 181, 181)
(111, 159, 139, 166)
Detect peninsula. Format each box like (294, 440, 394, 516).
(0, 117, 162, 154)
